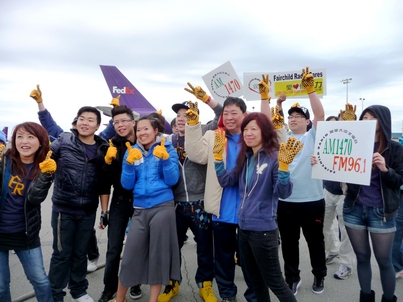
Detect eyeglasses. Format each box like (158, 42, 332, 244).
(287, 114, 305, 120)
(113, 119, 133, 126)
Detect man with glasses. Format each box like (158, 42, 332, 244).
(275, 67, 327, 297)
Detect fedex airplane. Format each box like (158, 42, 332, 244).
(97, 65, 172, 133)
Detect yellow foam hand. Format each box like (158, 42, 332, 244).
(271, 105, 284, 130)
(184, 82, 210, 103)
(156, 109, 162, 115)
(278, 137, 304, 171)
(301, 66, 315, 94)
(104, 139, 117, 164)
(30, 84, 43, 103)
(110, 95, 120, 107)
(125, 142, 142, 164)
(153, 138, 169, 160)
(258, 74, 271, 101)
(186, 101, 199, 126)
(39, 151, 57, 174)
(213, 130, 226, 161)
(339, 103, 357, 121)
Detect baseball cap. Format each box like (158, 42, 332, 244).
(288, 104, 310, 120)
(172, 101, 199, 114)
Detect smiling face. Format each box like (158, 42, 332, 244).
(176, 108, 187, 135)
(222, 104, 247, 134)
(113, 113, 135, 140)
(76, 112, 99, 138)
(15, 127, 40, 163)
(243, 119, 262, 153)
(136, 119, 158, 149)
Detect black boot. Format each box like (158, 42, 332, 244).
(360, 290, 375, 302)
(381, 294, 397, 302)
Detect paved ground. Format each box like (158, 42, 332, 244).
(9, 186, 403, 301)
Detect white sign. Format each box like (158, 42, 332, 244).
(243, 72, 272, 101)
(202, 61, 243, 104)
(311, 121, 376, 185)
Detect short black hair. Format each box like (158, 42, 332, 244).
(170, 117, 176, 128)
(326, 116, 338, 121)
(111, 105, 135, 120)
(223, 97, 247, 113)
(76, 106, 101, 125)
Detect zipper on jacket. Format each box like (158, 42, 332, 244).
(240, 153, 260, 209)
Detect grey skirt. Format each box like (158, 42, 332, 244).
(119, 200, 181, 287)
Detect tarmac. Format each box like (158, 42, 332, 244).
(9, 186, 403, 302)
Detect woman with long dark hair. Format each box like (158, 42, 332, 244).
(0, 122, 56, 302)
(343, 105, 403, 302)
(213, 112, 303, 302)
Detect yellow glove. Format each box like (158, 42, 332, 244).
(110, 95, 120, 107)
(156, 109, 162, 115)
(258, 74, 271, 101)
(278, 137, 303, 171)
(39, 151, 57, 174)
(125, 142, 142, 164)
(30, 84, 43, 103)
(339, 103, 357, 121)
(271, 105, 284, 130)
(186, 101, 199, 126)
(184, 82, 210, 103)
(153, 138, 169, 160)
(0, 144, 6, 156)
(213, 130, 226, 161)
(301, 66, 315, 94)
(104, 139, 117, 164)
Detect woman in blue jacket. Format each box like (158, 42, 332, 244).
(113, 116, 180, 302)
(0, 122, 56, 302)
(214, 112, 302, 302)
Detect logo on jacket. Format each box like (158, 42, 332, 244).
(8, 175, 24, 196)
(256, 163, 268, 174)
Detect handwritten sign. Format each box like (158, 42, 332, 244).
(202, 61, 243, 103)
(311, 121, 376, 185)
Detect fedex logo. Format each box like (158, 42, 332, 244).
(112, 86, 134, 94)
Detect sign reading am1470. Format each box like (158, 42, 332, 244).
(311, 120, 376, 186)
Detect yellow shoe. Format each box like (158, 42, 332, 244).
(157, 280, 179, 302)
(199, 281, 218, 302)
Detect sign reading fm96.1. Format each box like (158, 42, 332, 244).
(311, 121, 376, 186)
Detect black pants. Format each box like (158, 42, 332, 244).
(277, 199, 327, 285)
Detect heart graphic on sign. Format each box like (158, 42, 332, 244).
(293, 84, 299, 89)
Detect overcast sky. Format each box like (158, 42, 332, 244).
(1, 0, 403, 137)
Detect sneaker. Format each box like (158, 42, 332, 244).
(87, 257, 99, 272)
(288, 278, 301, 296)
(199, 281, 218, 302)
(98, 291, 115, 302)
(123, 235, 127, 245)
(130, 285, 142, 300)
(158, 280, 179, 302)
(396, 270, 403, 279)
(72, 294, 94, 302)
(312, 277, 324, 294)
(325, 253, 338, 264)
(334, 264, 352, 280)
(221, 298, 236, 302)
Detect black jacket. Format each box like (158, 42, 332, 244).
(344, 105, 403, 219)
(0, 156, 53, 245)
(50, 129, 108, 212)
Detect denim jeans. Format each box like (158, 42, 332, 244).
(392, 193, 403, 272)
(213, 221, 256, 302)
(87, 228, 99, 262)
(0, 247, 53, 302)
(48, 210, 96, 301)
(175, 201, 214, 284)
(103, 198, 133, 293)
(239, 229, 296, 302)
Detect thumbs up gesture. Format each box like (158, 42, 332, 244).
(104, 139, 117, 164)
(30, 84, 43, 103)
(153, 138, 169, 160)
(39, 151, 57, 174)
(125, 142, 142, 164)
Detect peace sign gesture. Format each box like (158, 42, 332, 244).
(258, 74, 270, 101)
(184, 82, 210, 103)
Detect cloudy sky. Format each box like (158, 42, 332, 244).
(1, 0, 403, 137)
